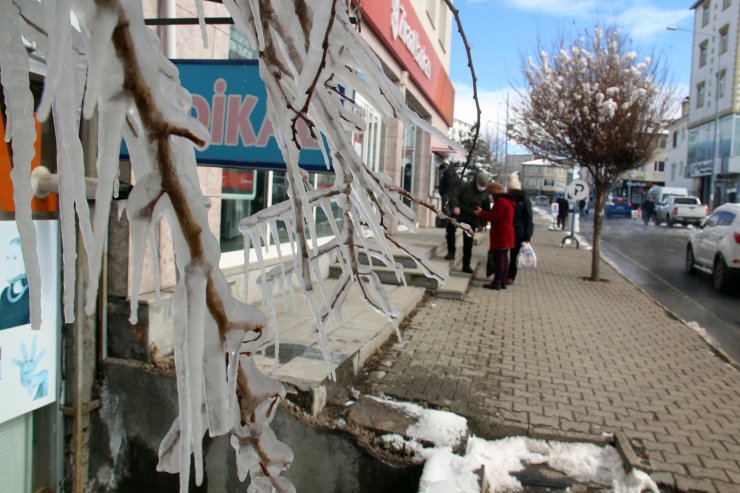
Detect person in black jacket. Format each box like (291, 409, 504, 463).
(506, 173, 534, 285)
(556, 195, 569, 230)
(438, 164, 460, 259)
(449, 171, 491, 273)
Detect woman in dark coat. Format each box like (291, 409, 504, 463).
(474, 181, 514, 290)
(505, 172, 534, 285)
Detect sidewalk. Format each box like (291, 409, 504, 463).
(361, 217, 740, 492)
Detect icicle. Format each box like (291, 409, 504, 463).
(242, 233, 251, 303)
(193, 0, 209, 49)
(0, 4, 43, 329)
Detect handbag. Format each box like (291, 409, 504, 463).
(517, 242, 537, 269)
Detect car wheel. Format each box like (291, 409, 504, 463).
(685, 245, 696, 275)
(713, 255, 732, 292)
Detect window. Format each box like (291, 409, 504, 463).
(654, 161, 665, 172)
(699, 40, 708, 67)
(720, 25, 729, 54)
(671, 163, 676, 181)
(673, 131, 678, 148)
(543, 179, 555, 187)
(426, 0, 437, 27)
(437, 2, 448, 49)
(718, 69, 726, 98)
(697, 82, 706, 107)
(703, 2, 711, 27)
(723, 0, 731, 10)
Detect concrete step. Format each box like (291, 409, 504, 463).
(251, 281, 427, 416)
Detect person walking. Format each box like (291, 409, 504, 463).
(450, 171, 491, 273)
(473, 181, 514, 290)
(505, 172, 533, 285)
(438, 164, 460, 260)
(556, 195, 569, 230)
(641, 197, 654, 226)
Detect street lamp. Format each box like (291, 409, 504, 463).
(667, 25, 721, 208)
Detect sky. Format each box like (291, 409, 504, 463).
(448, 0, 697, 140)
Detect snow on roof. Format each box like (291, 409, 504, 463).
(521, 158, 555, 166)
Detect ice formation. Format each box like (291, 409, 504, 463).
(1, 0, 464, 491)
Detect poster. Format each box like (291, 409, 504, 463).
(0, 220, 58, 424)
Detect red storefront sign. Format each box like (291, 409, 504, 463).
(222, 169, 255, 194)
(361, 0, 455, 126)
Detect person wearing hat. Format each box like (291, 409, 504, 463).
(449, 171, 492, 273)
(473, 181, 514, 290)
(505, 172, 534, 285)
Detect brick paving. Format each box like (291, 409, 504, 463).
(363, 219, 740, 492)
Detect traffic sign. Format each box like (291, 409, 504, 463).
(565, 179, 589, 202)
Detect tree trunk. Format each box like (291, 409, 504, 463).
(590, 182, 608, 281)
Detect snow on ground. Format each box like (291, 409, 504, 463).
(417, 435, 658, 493)
(371, 397, 659, 493)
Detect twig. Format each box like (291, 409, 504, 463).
(289, 0, 339, 149)
(441, 0, 481, 185)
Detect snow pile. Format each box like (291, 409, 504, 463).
(418, 436, 659, 493)
(2, 1, 463, 492)
(375, 397, 468, 450)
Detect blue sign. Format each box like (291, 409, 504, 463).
(126, 60, 331, 172)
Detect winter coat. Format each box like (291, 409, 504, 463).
(556, 197, 569, 217)
(478, 196, 515, 250)
(450, 179, 491, 229)
(508, 190, 534, 242)
(438, 168, 459, 199)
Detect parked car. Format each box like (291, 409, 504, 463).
(685, 203, 740, 292)
(654, 196, 709, 227)
(605, 197, 632, 218)
(533, 195, 550, 207)
(646, 185, 688, 206)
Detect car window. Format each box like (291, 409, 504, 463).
(705, 212, 722, 227)
(718, 212, 735, 226)
(674, 197, 699, 205)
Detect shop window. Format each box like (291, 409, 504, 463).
(356, 100, 384, 173)
(402, 122, 418, 206)
(220, 168, 268, 253)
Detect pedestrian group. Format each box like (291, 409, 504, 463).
(439, 167, 534, 290)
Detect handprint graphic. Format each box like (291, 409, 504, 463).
(12, 335, 48, 400)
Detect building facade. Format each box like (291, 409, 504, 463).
(687, 0, 740, 206)
(665, 98, 699, 193)
(521, 158, 569, 199)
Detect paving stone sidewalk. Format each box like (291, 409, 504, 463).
(363, 218, 740, 492)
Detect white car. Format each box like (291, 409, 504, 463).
(685, 203, 740, 292)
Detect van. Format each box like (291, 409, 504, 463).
(646, 186, 688, 205)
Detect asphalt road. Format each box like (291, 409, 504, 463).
(571, 211, 740, 363)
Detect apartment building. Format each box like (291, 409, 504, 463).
(687, 0, 740, 205)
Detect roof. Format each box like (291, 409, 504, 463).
(521, 158, 556, 166)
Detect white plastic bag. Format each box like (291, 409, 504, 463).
(517, 242, 537, 269)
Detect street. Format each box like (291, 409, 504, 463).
(575, 212, 740, 363)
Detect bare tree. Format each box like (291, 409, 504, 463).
(511, 26, 673, 281)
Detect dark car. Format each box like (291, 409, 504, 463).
(605, 197, 632, 218)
